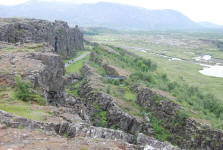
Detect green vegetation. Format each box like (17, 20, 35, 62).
(150, 115, 172, 141)
(91, 45, 157, 74)
(128, 64, 223, 129)
(9, 37, 16, 43)
(65, 82, 81, 97)
(0, 43, 44, 52)
(32, 94, 46, 106)
(14, 75, 32, 101)
(80, 147, 88, 150)
(16, 29, 24, 36)
(87, 30, 223, 102)
(17, 125, 24, 129)
(0, 87, 49, 121)
(14, 75, 46, 105)
(91, 102, 107, 127)
(0, 103, 48, 121)
(88, 43, 223, 130)
(65, 53, 90, 75)
(25, 43, 44, 51)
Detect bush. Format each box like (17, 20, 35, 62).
(32, 94, 46, 106)
(9, 37, 16, 43)
(14, 75, 32, 101)
(106, 86, 111, 94)
(91, 102, 107, 127)
(150, 115, 172, 141)
(167, 82, 178, 91)
(130, 72, 154, 83)
(176, 110, 189, 126)
(14, 75, 46, 105)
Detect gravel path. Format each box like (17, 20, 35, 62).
(65, 52, 90, 68)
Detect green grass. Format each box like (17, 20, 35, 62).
(121, 86, 136, 101)
(0, 103, 48, 121)
(150, 115, 172, 141)
(65, 54, 90, 75)
(0, 43, 44, 52)
(86, 43, 223, 130)
(135, 51, 223, 101)
(65, 82, 81, 97)
(87, 31, 223, 103)
(91, 102, 107, 127)
(0, 87, 50, 122)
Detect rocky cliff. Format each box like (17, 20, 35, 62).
(77, 63, 179, 150)
(0, 18, 84, 57)
(134, 85, 223, 150)
(0, 43, 66, 105)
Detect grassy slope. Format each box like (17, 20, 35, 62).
(86, 32, 223, 102)
(0, 88, 51, 121)
(88, 43, 223, 130)
(65, 53, 90, 75)
(130, 49, 223, 100)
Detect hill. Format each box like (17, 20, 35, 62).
(0, 1, 213, 30)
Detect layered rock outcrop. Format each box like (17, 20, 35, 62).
(79, 64, 154, 136)
(78, 64, 180, 149)
(0, 105, 142, 149)
(0, 45, 66, 105)
(0, 18, 84, 57)
(135, 86, 223, 150)
(27, 52, 66, 105)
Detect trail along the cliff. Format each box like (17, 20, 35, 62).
(65, 52, 90, 67)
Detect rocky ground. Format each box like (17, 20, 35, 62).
(0, 43, 178, 149)
(1, 17, 223, 150)
(0, 125, 139, 150)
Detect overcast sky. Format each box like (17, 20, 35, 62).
(0, 0, 223, 25)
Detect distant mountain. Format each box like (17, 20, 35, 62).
(199, 21, 223, 29)
(0, 1, 220, 30)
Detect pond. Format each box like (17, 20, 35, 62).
(194, 55, 212, 61)
(199, 65, 223, 78)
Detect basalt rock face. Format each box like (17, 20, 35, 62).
(0, 47, 66, 105)
(27, 52, 66, 105)
(79, 64, 154, 136)
(0, 18, 84, 57)
(135, 86, 223, 150)
(78, 64, 180, 150)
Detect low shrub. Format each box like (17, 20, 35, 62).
(150, 115, 172, 141)
(14, 75, 46, 105)
(91, 102, 107, 127)
(14, 75, 32, 101)
(32, 94, 46, 106)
